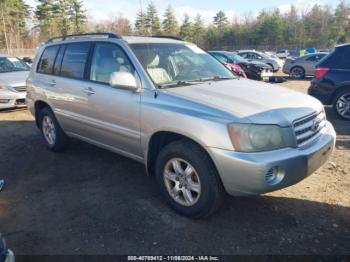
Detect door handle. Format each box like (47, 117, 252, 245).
(83, 87, 95, 96)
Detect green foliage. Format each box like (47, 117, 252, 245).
(1, 1, 350, 50)
(145, 2, 161, 36)
(35, 0, 86, 38)
(0, 0, 30, 49)
(162, 5, 179, 35)
(179, 14, 193, 41)
(135, 10, 148, 35)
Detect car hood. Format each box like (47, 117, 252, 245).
(248, 61, 271, 68)
(0, 71, 29, 87)
(164, 79, 323, 127)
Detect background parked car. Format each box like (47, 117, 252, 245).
(276, 49, 290, 59)
(208, 51, 272, 81)
(308, 43, 350, 120)
(207, 51, 246, 78)
(235, 50, 283, 72)
(0, 54, 29, 109)
(283, 53, 329, 79)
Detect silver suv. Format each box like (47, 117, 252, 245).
(27, 33, 336, 218)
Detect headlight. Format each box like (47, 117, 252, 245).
(228, 123, 287, 152)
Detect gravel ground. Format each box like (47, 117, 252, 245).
(0, 78, 349, 256)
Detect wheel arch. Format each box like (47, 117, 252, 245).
(146, 131, 218, 177)
(34, 100, 52, 127)
(330, 85, 350, 105)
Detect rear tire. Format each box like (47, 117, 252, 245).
(290, 66, 305, 79)
(38, 107, 69, 151)
(155, 139, 225, 218)
(333, 89, 350, 120)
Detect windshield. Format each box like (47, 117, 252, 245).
(130, 43, 234, 87)
(0, 57, 29, 73)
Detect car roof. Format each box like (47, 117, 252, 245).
(122, 36, 185, 44)
(43, 35, 186, 46)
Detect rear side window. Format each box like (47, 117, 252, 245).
(60, 43, 91, 79)
(319, 47, 350, 69)
(37, 46, 60, 74)
(341, 49, 350, 69)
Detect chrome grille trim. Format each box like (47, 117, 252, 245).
(293, 111, 326, 147)
(13, 86, 26, 92)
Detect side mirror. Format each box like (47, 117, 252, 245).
(110, 72, 138, 91)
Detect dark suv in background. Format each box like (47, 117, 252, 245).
(308, 44, 350, 120)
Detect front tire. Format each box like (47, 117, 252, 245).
(155, 139, 225, 218)
(333, 89, 350, 120)
(38, 107, 69, 151)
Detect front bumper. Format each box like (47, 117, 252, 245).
(4, 250, 14, 262)
(208, 121, 336, 196)
(0, 90, 26, 109)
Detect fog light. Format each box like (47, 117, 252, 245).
(0, 99, 10, 103)
(265, 166, 285, 186)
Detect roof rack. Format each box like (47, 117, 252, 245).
(151, 35, 183, 41)
(45, 32, 121, 43)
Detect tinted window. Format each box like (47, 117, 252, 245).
(60, 43, 90, 79)
(38, 46, 60, 74)
(212, 53, 228, 63)
(306, 55, 317, 62)
(90, 43, 134, 84)
(342, 49, 350, 69)
(53, 46, 65, 75)
(0, 57, 29, 73)
(319, 47, 349, 69)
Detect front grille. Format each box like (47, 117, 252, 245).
(13, 86, 26, 92)
(293, 111, 326, 147)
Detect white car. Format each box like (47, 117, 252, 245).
(276, 50, 290, 59)
(0, 55, 29, 109)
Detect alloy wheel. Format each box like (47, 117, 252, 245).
(42, 115, 56, 145)
(163, 158, 201, 207)
(336, 93, 350, 119)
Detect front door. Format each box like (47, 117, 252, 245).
(81, 42, 142, 158)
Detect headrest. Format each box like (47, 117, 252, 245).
(148, 55, 159, 68)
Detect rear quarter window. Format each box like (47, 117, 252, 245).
(37, 46, 60, 74)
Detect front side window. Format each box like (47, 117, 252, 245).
(60, 43, 90, 79)
(90, 43, 134, 84)
(0, 56, 29, 73)
(130, 43, 233, 86)
(38, 45, 60, 74)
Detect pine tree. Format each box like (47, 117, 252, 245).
(135, 9, 148, 35)
(69, 0, 87, 33)
(162, 5, 179, 35)
(179, 14, 193, 42)
(213, 10, 228, 31)
(193, 14, 205, 45)
(145, 2, 161, 35)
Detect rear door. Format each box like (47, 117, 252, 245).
(50, 42, 93, 136)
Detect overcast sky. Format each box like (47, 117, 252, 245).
(24, 0, 335, 24)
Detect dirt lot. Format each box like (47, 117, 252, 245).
(0, 78, 349, 255)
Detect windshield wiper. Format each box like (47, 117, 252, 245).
(158, 80, 202, 89)
(190, 76, 236, 82)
